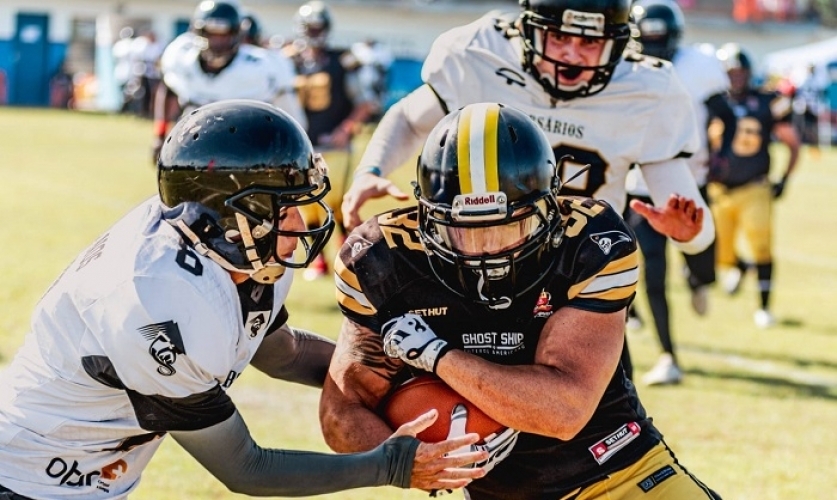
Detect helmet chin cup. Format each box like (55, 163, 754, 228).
(250, 264, 286, 284)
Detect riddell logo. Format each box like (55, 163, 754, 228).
(463, 194, 496, 206)
(45, 457, 127, 489)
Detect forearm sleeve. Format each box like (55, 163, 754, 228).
(704, 92, 736, 154)
(172, 411, 419, 497)
(641, 159, 716, 255)
(250, 324, 336, 388)
(356, 84, 446, 176)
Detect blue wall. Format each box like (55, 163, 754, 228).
(0, 38, 68, 106)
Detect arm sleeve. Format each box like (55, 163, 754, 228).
(641, 158, 716, 255)
(704, 92, 736, 154)
(249, 323, 336, 387)
(355, 84, 446, 176)
(171, 411, 419, 496)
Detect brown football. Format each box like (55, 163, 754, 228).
(382, 375, 505, 443)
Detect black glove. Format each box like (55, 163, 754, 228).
(772, 178, 788, 199)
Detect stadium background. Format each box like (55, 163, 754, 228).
(3, 0, 837, 110)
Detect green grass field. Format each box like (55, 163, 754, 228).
(1, 107, 836, 499)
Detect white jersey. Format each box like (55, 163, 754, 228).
(161, 33, 297, 108)
(0, 197, 292, 498)
(420, 13, 699, 214)
(627, 45, 729, 194)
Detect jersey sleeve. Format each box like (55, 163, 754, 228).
(636, 59, 700, 165)
(334, 209, 422, 331)
(557, 198, 640, 313)
(420, 24, 474, 113)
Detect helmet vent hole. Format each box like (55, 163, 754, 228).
(508, 126, 518, 143)
(439, 131, 448, 148)
(265, 115, 273, 122)
(193, 133, 200, 140)
(229, 126, 237, 133)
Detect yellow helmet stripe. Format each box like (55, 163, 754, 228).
(457, 103, 501, 194)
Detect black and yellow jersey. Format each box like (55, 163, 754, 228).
(335, 198, 662, 499)
(709, 89, 792, 188)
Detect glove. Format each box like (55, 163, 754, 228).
(446, 404, 519, 474)
(772, 178, 787, 199)
(429, 404, 519, 497)
(382, 313, 450, 372)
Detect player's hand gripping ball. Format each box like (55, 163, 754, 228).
(382, 375, 505, 443)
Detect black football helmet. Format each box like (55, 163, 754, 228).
(191, 1, 242, 70)
(519, 0, 632, 100)
(158, 99, 334, 284)
(241, 12, 262, 46)
(716, 42, 752, 72)
(415, 103, 563, 310)
(630, 0, 684, 61)
(294, 1, 332, 49)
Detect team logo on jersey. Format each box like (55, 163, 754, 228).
(245, 311, 269, 338)
(588, 421, 641, 465)
(494, 67, 526, 87)
(138, 321, 186, 376)
(590, 231, 631, 255)
(45, 456, 127, 490)
(460, 331, 524, 356)
(408, 307, 449, 317)
(348, 235, 374, 258)
(533, 290, 554, 318)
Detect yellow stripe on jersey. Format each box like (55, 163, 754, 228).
(334, 258, 376, 316)
(567, 253, 639, 301)
(457, 103, 502, 194)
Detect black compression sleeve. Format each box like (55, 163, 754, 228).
(171, 411, 419, 496)
(705, 92, 737, 154)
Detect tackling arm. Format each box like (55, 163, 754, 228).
(354, 84, 446, 177)
(171, 410, 419, 496)
(639, 158, 716, 254)
(249, 323, 335, 388)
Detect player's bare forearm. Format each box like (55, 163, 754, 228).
(435, 308, 624, 440)
(319, 319, 403, 452)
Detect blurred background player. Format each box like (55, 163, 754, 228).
(337, 0, 715, 380)
(625, 0, 737, 385)
(284, 1, 389, 280)
(709, 43, 800, 328)
(152, 0, 305, 162)
(241, 11, 264, 47)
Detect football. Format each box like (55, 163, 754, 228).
(382, 375, 505, 443)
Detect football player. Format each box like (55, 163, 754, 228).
(284, 1, 388, 280)
(708, 44, 800, 328)
(0, 100, 487, 499)
(151, 1, 305, 162)
(340, 0, 715, 379)
(341, 0, 713, 253)
(321, 102, 722, 499)
(624, 0, 737, 385)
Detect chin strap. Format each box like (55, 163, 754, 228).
(172, 218, 286, 284)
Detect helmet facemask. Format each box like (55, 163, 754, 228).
(165, 155, 334, 285)
(519, 8, 630, 100)
(418, 190, 562, 310)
